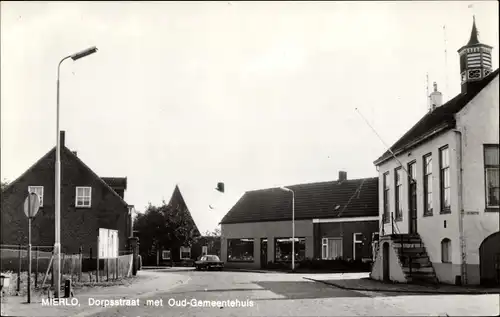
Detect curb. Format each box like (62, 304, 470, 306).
(303, 277, 500, 295)
(223, 269, 277, 274)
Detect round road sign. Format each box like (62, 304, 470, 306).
(24, 192, 40, 218)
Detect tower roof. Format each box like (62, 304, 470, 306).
(467, 15, 480, 45)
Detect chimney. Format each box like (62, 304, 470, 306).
(60, 130, 65, 148)
(338, 171, 347, 182)
(429, 82, 443, 110)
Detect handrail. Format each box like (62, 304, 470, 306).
(390, 213, 411, 275)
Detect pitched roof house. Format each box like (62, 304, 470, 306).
(220, 171, 379, 269)
(143, 185, 202, 265)
(1, 131, 134, 256)
(370, 18, 499, 286)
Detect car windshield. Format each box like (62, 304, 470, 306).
(205, 255, 220, 261)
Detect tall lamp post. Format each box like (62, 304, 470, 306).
(54, 46, 98, 298)
(279, 186, 295, 272)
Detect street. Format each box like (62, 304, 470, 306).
(75, 270, 499, 317)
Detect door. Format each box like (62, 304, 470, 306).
(408, 162, 418, 234)
(383, 242, 390, 282)
(327, 238, 343, 260)
(260, 238, 268, 269)
(479, 232, 500, 286)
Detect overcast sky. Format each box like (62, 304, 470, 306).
(1, 1, 499, 234)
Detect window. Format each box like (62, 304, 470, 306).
(227, 238, 254, 262)
(439, 146, 451, 213)
(353, 233, 363, 261)
(180, 246, 191, 260)
(383, 172, 390, 223)
(441, 238, 451, 263)
(28, 186, 44, 206)
(423, 154, 433, 216)
(162, 250, 171, 260)
(205, 255, 220, 262)
(408, 162, 417, 211)
(76, 187, 92, 207)
(484, 145, 500, 209)
(321, 237, 342, 260)
(394, 168, 403, 220)
(275, 237, 306, 262)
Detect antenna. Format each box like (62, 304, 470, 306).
(443, 25, 449, 101)
(426, 73, 430, 111)
(354, 108, 415, 184)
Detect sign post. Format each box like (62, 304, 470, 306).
(24, 191, 40, 303)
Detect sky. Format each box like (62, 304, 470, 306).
(1, 1, 499, 234)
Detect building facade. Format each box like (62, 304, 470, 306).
(0, 131, 134, 256)
(371, 19, 499, 286)
(220, 172, 379, 269)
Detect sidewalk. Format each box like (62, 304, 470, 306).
(223, 268, 280, 274)
(141, 266, 195, 272)
(1, 270, 191, 317)
(223, 268, 370, 274)
(303, 274, 500, 294)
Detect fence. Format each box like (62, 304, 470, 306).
(0, 244, 133, 296)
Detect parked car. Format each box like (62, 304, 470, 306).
(195, 255, 224, 271)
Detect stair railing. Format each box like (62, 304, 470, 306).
(390, 212, 411, 275)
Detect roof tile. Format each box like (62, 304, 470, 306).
(220, 177, 378, 224)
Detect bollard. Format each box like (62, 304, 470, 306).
(17, 244, 22, 293)
(64, 279, 72, 298)
(35, 246, 39, 289)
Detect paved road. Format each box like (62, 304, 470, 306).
(80, 270, 499, 317)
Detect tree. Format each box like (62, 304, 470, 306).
(1, 179, 9, 191)
(203, 226, 221, 237)
(202, 225, 221, 256)
(133, 201, 200, 262)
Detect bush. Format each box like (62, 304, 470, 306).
(298, 258, 371, 271)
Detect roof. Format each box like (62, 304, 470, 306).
(168, 185, 201, 236)
(374, 68, 499, 166)
(458, 17, 493, 52)
(220, 177, 378, 225)
(102, 177, 127, 189)
(1, 144, 130, 209)
(467, 16, 480, 46)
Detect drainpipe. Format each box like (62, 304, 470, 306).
(453, 129, 467, 285)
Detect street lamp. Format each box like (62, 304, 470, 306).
(54, 46, 97, 298)
(279, 186, 295, 272)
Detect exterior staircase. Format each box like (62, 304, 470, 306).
(390, 233, 439, 284)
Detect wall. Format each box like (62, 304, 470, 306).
(221, 220, 313, 269)
(370, 237, 407, 283)
(377, 130, 461, 266)
(0, 147, 130, 255)
(376, 75, 499, 285)
(314, 220, 378, 260)
(456, 75, 500, 284)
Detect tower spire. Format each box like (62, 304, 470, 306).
(457, 16, 493, 93)
(467, 15, 480, 45)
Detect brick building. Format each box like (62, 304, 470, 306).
(220, 172, 379, 269)
(0, 131, 134, 256)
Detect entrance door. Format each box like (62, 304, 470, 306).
(408, 162, 418, 234)
(383, 242, 390, 282)
(260, 238, 268, 269)
(479, 232, 500, 286)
